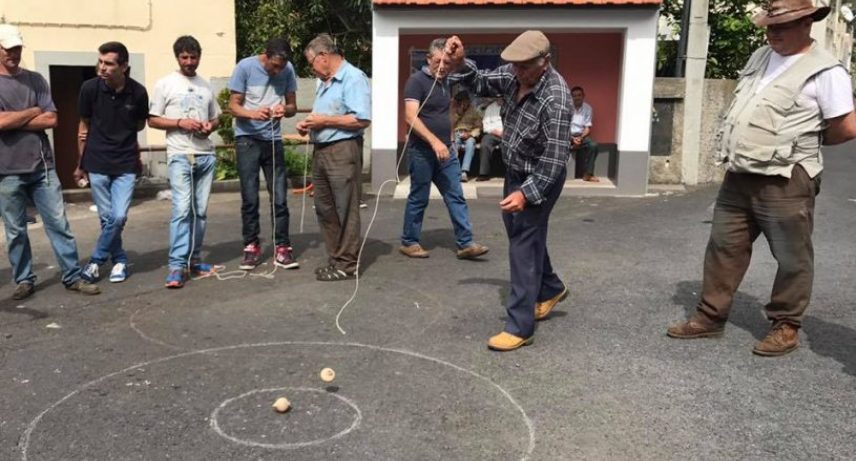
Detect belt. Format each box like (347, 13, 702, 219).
(314, 136, 362, 150)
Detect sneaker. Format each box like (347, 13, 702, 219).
(239, 242, 262, 270)
(109, 263, 128, 283)
(164, 269, 186, 289)
(190, 262, 215, 276)
(81, 262, 100, 282)
(753, 323, 800, 357)
(66, 279, 100, 295)
(274, 245, 300, 269)
(456, 243, 489, 260)
(315, 264, 336, 275)
(461, 172, 469, 182)
(399, 244, 429, 258)
(12, 282, 35, 300)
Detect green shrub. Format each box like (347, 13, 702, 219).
(284, 146, 312, 178)
(215, 88, 237, 180)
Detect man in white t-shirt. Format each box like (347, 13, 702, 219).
(668, 0, 856, 356)
(148, 36, 221, 288)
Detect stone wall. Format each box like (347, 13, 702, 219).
(649, 77, 736, 185)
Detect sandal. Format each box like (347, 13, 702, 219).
(316, 269, 357, 282)
(314, 264, 335, 275)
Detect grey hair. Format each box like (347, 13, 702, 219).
(305, 34, 340, 56)
(427, 38, 446, 57)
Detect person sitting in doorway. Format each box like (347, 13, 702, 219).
(570, 86, 599, 182)
(451, 91, 482, 182)
(475, 97, 503, 181)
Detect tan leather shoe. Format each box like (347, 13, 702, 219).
(666, 312, 724, 339)
(753, 323, 799, 357)
(487, 331, 533, 351)
(456, 243, 489, 260)
(399, 244, 429, 258)
(535, 286, 569, 320)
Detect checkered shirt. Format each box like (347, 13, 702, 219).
(451, 59, 572, 205)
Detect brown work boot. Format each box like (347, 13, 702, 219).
(399, 244, 429, 258)
(666, 312, 725, 339)
(487, 331, 533, 351)
(456, 243, 489, 260)
(535, 285, 568, 320)
(753, 323, 800, 357)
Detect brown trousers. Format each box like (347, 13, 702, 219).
(698, 165, 818, 327)
(312, 138, 362, 273)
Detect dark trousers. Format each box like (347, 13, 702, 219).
(236, 136, 291, 246)
(572, 138, 598, 176)
(502, 168, 567, 338)
(313, 138, 362, 273)
(479, 134, 502, 176)
(697, 165, 818, 327)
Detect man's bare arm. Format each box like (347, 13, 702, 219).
(20, 111, 58, 131)
(0, 107, 42, 131)
(824, 111, 856, 145)
(405, 100, 443, 146)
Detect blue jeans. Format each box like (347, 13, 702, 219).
(401, 145, 474, 249)
(235, 136, 290, 246)
(454, 132, 477, 173)
(88, 172, 136, 265)
(0, 169, 84, 286)
(167, 154, 215, 270)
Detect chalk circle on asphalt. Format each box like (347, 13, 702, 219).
(21, 342, 535, 461)
(211, 387, 361, 449)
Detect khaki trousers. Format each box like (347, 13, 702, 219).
(698, 165, 818, 327)
(312, 138, 362, 273)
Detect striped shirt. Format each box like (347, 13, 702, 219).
(451, 59, 572, 205)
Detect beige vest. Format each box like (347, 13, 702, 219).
(716, 43, 842, 178)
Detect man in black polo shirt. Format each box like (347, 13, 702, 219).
(75, 41, 149, 284)
(399, 37, 488, 261)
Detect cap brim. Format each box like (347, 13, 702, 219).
(752, 6, 831, 27)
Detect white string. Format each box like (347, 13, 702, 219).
(334, 75, 442, 335)
(299, 136, 311, 233)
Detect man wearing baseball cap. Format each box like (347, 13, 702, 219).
(445, 31, 572, 351)
(0, 24, 100, 299)
(667, 1, 856, 356)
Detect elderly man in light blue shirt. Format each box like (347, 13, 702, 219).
(297, 34, 371, 281)
(570, 86, 599, 182)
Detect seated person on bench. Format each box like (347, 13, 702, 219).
(451, 91, 482, 182)
(475, 97, 503, 181)
(570, 86, 599, 182)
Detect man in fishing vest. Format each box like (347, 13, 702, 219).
(667, 0, 856, 356)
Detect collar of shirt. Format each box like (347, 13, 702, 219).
(98, 78, 133, 95)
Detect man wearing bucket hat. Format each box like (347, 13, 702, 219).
(445, 31, 572, 351)
(667, 0, 856, 356)
(0, 24, 100, 299)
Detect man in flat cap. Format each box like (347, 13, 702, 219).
(445, 31, 572, 351)
(667, 0, 856, 356)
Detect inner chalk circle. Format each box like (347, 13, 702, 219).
(210, 387, 362, 449)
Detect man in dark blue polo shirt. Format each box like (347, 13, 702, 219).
(75, 41, 149, 284)
(399, 38, 488, 261)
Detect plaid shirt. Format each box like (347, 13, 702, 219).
(451, 59, 572, 205)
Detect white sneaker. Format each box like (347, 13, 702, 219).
(461, 172, 469, 182)
(81, 262, 100, 282)
(109, 263, 128, 283)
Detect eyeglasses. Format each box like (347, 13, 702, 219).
(309, 52, 326, 66)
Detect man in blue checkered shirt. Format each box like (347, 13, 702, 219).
(446, 31, 572, 351)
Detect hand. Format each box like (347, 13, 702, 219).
(301, 113, 326, 130)
(73, 167, 88, 183)
(432, 140, 450, 162)
(252, 107, 272, 121)
(500, 190, 526, 213)
(78, 129, 88, 143)
(178, 118, 203, 132)
(296, 120, 310, 136)
(271, 104, 286, 119)
(444, 36, 465, 69)
(200, 121, 214, 135)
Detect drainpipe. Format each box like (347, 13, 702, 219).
(680, 0, 710, 186)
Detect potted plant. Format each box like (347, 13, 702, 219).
(284, 145, 312, 189)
